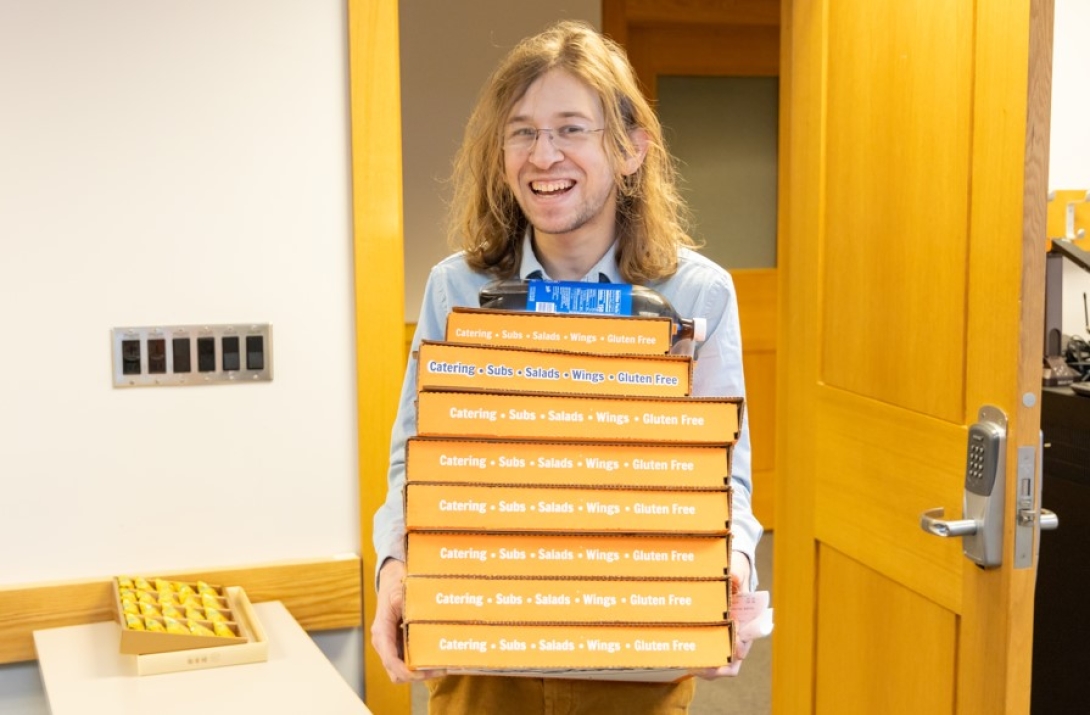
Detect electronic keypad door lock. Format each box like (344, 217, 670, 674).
(920, 406, 1006, 568)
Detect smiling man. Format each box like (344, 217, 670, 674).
(499, 68, 641, 274)
(371, 20, 763, 715)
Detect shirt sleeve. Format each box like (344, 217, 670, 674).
(371, 266, 452, 588)
(690, 272, 764, 591)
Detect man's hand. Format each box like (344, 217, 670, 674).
(691, 551, 753, 679)
(371, 558, 444, 683)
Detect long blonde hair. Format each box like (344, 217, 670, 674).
(449, 20, 695, 283)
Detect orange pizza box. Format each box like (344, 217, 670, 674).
(403, 576, 731, 624)
(405, 532, 733, 579)
(446, 307, 676, 356)
(405, 438, 731, 490)
(405, 483, 732, 535)
(416, 341, 692, 397)
(416, 391, 742, 445)
(404, 621, 735, 673)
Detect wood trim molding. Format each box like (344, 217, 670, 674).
(602, 0, 628, 45)
(0, 555, 362, 666)
(404, 323, 416, 362)
(347, 1, 409, 713)
(733, 268, 778, 530)
(620, 0, 779, 26)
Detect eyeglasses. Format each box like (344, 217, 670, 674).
(502, 125, 606, 154)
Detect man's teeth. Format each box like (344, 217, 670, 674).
(531, 180, 573, 194)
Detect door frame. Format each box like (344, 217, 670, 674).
(348, 1, 410, 713)
(603, 0, 781, 529)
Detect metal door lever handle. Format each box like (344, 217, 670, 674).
(920, 507, 978, 538)
(1019, 507, 1059, 530)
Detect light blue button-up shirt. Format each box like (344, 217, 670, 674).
(374, 235, 763, 587)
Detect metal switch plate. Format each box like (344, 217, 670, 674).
(111, 324, 273, 387)
(1014, 444, 1037, 569)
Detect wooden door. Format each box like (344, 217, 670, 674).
(604, 0, 781, 528)
(777, 0, 1052, 713)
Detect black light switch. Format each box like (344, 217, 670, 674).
(147, 339, 166, 374)
(246, 335, 265, 370)
(121, 339, 142, 375)
(222, 336, 240, 371)
(197, 337, 216, 372)
(172, 337, 191, 373)
(114, 324, 271, 387)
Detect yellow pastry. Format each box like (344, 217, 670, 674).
(164, 617, 189, 635)
(204, 606, 227, 623)
(213, 621, 237, 638)
(187, 620, 215, 637)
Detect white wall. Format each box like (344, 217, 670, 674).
(0, 1, 359, 711)
(1051, 0, 1090, 339)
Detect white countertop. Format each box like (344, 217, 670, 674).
(33, 601, 372, 715)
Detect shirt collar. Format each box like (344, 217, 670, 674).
(517, 231, 623, 284)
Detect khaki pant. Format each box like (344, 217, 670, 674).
(426, 675, 696, 714)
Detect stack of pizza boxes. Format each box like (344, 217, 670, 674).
(402, 306, 744, 681)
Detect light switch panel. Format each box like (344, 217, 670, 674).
(111, 324, 273, 387)
(121, 338, 142, 375)
(221, 336, 241, 372)
(246, 335, 265, 370)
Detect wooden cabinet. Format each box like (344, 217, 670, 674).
(1036, 388, 1090, 714)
